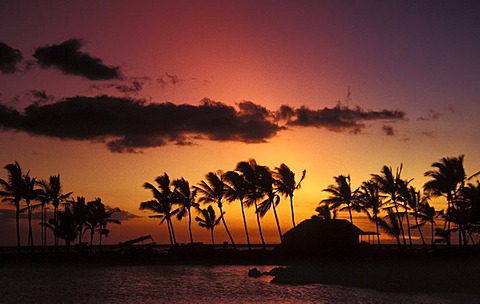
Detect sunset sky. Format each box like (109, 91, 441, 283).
(1, 0, 479, 246)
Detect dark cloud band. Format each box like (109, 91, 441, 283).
(0, 96, 405, 153)
(0, 41, 23, 74)
(33, 39, 120, 80)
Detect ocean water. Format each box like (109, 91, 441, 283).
(0, 264, 477, 303)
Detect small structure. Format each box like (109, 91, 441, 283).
(280, 218, 364, 256)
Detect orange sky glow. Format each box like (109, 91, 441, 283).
(0, 1, 479, 246)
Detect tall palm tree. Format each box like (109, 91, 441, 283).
(84, 198, 103, 249)
(397, 178, 414, 246)
(172, 177, 198, 244)
(372, 165, 406, 245)
(274, 164, 306, 228)
(357, 180, 383, 245)
(195, 205, 221, 246)
(42, 206, 78, 252)
(140, 174, 179, 245)
(402, 186, 427, 247)
(224, 170, 251, 250)
(423, 155, 480, 245)
(257, 165, 283, 243)
(38, 175, 72, 249)
(236, 160, 267, 249)
(68, 196, 87, 245)
(195, 171, 236, 249)
(95, 205, 121, 251)
(321, 174, 361, 224)
(21, 174, 40, 251)
(0, 162, 24, 253)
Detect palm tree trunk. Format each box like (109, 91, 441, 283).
(218, 206, 236, 249)
(165, 220, 173, 245)
(240, 199, 251, 250)
(27, 201, 34, 252)
(347, 205, 354, 224)
(431, 221, 435, 249)
(254, 201, 266, 250)
(15, 200, 21, 253)
(415, 216, 426, 247)
(169, 218, 177, 245)
(393, 200, 406, 245)
(99, 230, 103, 252)
(272, 203, 283, 243)
(188, 208, 193, 244)
(375, 216, 381, 246)
(211, 228, 215, 246)
(43, 207, 47, 247)
(90, 229, 95, 250)
(289, 195, 296, 227)
(54, 206, 58, 250)
(404, 206, 412, 247)
(41, 205, 44, 248)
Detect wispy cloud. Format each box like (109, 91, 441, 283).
(278, 104, 405, 132)
(0, 96, 407, 153)
(417, 110, 440, 121)
(0, 41, 22, 74)
(382, 124, 396, 136)
(33, 39, 120, 80)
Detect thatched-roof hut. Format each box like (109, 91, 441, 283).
(280, 218, 364, 256)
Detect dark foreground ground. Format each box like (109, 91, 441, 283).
(1, 245, 480, 294)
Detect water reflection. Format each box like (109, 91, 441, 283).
(0, 265, 473, 303)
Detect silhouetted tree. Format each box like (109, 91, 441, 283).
(42, 206, 78, 252)
(224, 170, 251, 250)
(67, 196, 87, 245)
(140, 174, 179, 245)
(358, 180, 384, 245)
(312, 202, 337, 220)
(236, 160, 267, 250)
(0, 162, 24, 252)
(195, 172, 236, 249)
(257, 165, 283, 242)
(172, 177, 198, 244)
(195, 205, 221, 245)
(274, 164, 306, 228)
(372, 165, 407, 245)
(21, 174, 40, 251)
(322, 175, 361, 224)
(37, 175, 71, 249)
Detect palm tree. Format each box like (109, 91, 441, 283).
(38, 175, 72, 249)
(257, 165, 283, 243)
(195, 171, 236, 249)
(397, 178, 414, 246)
(224, 170, 251, 250)
(321, 174, 361, 224)
(236, 160, 267, 250)
(96, 205, 121, 251)
(68, 196, 87, 245)
(423, 155, 469, 245)
(172, 177, 198, 244)
(312, 202, 337, 220)
(84, 198, 103, 249)
(357, 180, 383, 245)
(42, 206, 78, 252)
(372, 165, 407, 245)
(195, 205, 221, 245)
(378, 208, 401, 247)
(21, 174, 41, 251)
(402, 186, 427, 247)
(274, 164, 306, 228)
(140, 174, 179, 245)
(0, 162, 24, 252)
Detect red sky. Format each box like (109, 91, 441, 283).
(0, 0, 479, 245)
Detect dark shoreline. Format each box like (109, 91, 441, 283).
(2, 245, 480, 294)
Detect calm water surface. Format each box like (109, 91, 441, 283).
(0, 265, 477, 303)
